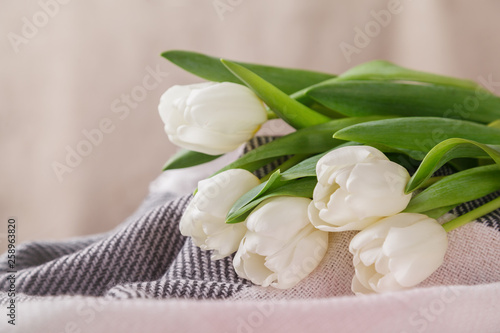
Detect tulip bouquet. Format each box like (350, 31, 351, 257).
(158, 50, 500, 295)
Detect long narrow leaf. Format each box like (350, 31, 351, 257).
(221, 59, 331, 129)
(280, 153, 324, 181)
(162, 149, 222, 171)
(336, 60, 480, 89)
(290, 60, 480, 107)
(307, 81, 500, 123)
(334, 117, 500, 154)
(162, 50, 335, 95)
(404, 165, 500, 213)
(226, 177, 317, 224)
(216, 116, 390, 175)
(406, 138, 500, 193)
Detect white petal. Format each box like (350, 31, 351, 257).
(233, 241, 249, 280)
(351, 275, 375, 295)
(178, 204, 208, 246)
(372, 272, 403, 293)
(176, 125, 249, 155)
(383, 215, 447, 258)
(349, 213, 416, 252)
(179, 169, 260, 257)
(310, 201, 379, 232)
(158, 84, 194, 124)
(316, 146, 388, 178)
(241, 250, 275, 286)
(322, 187, 356, 225)
(375, 252, 391, 275)
(344, 162, 411, 219)
(159, 82, 267, 155)
(196, 169, 260, 219)
(358, 242, 382, 266)
(243, 231, 285, 256)
(384, 218, 448, 286)
(354, 264, 377, 291)
(273, 229, 328, 289)
(206, 223, 247, 259)
(246, 197, 311, 239)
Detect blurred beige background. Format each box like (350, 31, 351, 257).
(2, 0, 500, 249)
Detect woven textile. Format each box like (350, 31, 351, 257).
(1, 137, 499, 304)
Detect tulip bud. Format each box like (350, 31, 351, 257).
(308, 146, 412, 231)
(179, 168, 261, 260)
(349, 213, 448, 295)
(158, 82, 268, 155)
(233, 196, 329, 289)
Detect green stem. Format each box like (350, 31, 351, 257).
(266, 108, 278, 119)
(260, 154, 310, 182)
(442, 196, 500, 232)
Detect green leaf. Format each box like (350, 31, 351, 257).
(220, 59, 332, 129)
(162, 149, 222, 171)
(245, 170, 283, 202)
(216, 116, 391, 175)
(226, 170, 282, 223)
(161, 50, 335, 95)
(307, 81, 500, 123)
(289, 60, 479, 108)
(334, 117, 500, 155)
(421, 205, 457, 219)
(280, 153, 324, 181)
(226, 177, 317, 223)
(489, 119, 500, 129)
(406, 138, 500, 193)
(336, 60, 480, 89)
(404, 165, 500, 214)
(367, 144, 426, 161)
(448, 158, 480, 171)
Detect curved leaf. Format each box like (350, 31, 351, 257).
(216, 116, 391, 175)
(307, 81, 500, 123)
(162, 149, 222, 171)
(162, 50, 335, 95)
(334, 117, 500, 154)
(290, 60, 480, 107)
(221, 59, 331, 129)
(226, 177, 317, 224)
(233, 170, 282, 211)
(280, 153, 324, 181)
(336, 60, 480, 89)
(406, 138, 500, 193)
(404, 165, 500, 214)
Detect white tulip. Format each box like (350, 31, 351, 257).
(179, 168, 260, 260)
(349, 213, 448, 295)
(233, 196, 329, 289)
(308, 146, 412, 231)
(158, 82, 268, 155)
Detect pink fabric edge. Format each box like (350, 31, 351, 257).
(9, 281, 500, 333)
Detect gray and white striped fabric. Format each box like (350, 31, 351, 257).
(1, 137, 499, 303)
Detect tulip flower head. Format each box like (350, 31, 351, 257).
(349, 213, 448, 295)
(308, 146, 412, 231)
(234, 196, 329, 289)
(159, 82, 268, 155)
(179, 168, 261, 260)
